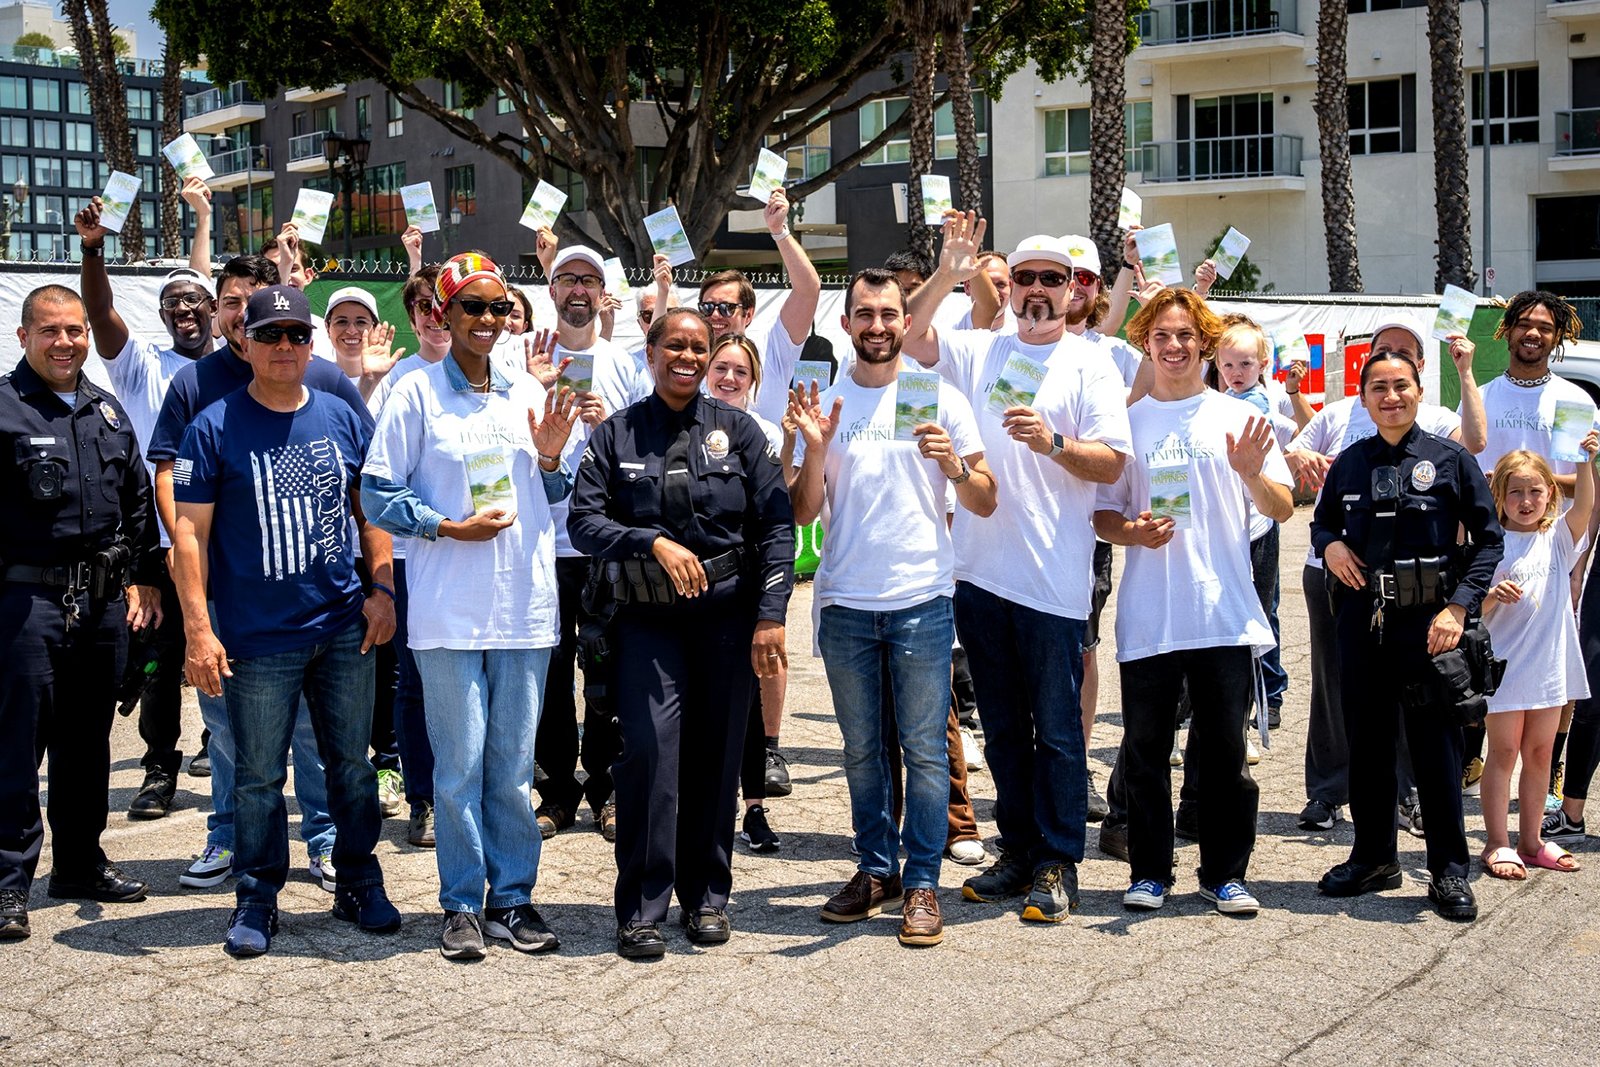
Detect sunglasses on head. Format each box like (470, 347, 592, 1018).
(698, 300, 744, 318)
(1010, 269, 1069, 288)
(247, 324, 313, 345)
(1072, 268, 1099, 287)
(160, 292, 210, 310)
(454, 297, 514, 317)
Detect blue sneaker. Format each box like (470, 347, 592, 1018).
(1123, 879, 1166, 911)
(1199, 879, 1260, 915)
(223, 906, 278, 957)
(332, 883, 402, 934)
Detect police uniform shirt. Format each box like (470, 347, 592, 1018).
(1310, 424, 1502, 615)
(568, 391, 794, 622)
(0, 357, 160, 582)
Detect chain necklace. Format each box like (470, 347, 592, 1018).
(1504, 370, 1552, 388)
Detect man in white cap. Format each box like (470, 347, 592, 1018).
(1284, 314, 1485, 832)
(902, 214, 1133, 923)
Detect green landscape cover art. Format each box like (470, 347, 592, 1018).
(1148, 463, 1192, 530)
(986, 354, 1047, 418)
(465, 447, 516, 515)
(895, 371, 940, 441)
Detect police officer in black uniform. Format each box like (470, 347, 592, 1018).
(569, 307, 794, 959)
(1311, 350, 1502, 921)
(0, 284, 162, 941)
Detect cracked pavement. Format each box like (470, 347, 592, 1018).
(3, 512, 1597, 1064)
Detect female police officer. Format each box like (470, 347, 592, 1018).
(1311, 350, 1502, 921)
(569, 308, 794, 959)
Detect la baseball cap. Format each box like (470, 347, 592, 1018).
(243, 284, 313, 329)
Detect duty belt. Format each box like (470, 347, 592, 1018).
(1, 561, 92, 590)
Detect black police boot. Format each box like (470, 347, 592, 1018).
(47, 862, 148, 903)
(129, 759, 179, 819)
(1317, 860, 1402, 897)
(0, 889, 28, 940)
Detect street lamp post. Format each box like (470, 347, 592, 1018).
(322, 131, 370, 264)
(1481, 0, 1492, 296)
(0, 178, 28, 260)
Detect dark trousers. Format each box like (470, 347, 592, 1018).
(741, 684, 766, 802)
(1568, 559, 1600, 802)
(1335, 603, 1470, 879)
(135, 552, 185, 774)
(1121, 646, 1259, 885)
(391, 560, 433, 805)
(357, 558, 400, 774)
(611, 583, 755, 925)
(1251, 526, 1287, 711)
(0, 586, 126, 891)
(536, 557, 620, 815)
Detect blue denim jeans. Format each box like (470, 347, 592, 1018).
(413, 646, 551, 914)
(392, 560, 434, 807)
(199, 603, 334, 857)
(818, 598, 954, 890)
(954, 581, 1088, 868)
(226, 617, 382, 908)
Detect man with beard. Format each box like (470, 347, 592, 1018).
(902, 222, 1132, 920)
(75, 198, 217, 820)
(529, 245, 637, 842)
(791, 268, 996, 946)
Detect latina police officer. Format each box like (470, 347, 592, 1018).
(569, 307, 794, 959)
(0, 284, 162, 941)
(1311, 350, 1502, 921)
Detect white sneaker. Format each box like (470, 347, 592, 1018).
(179, 844, 233, 888)
(960, 727, 984, 771)
(945, 839, 988, 866)
(1170, 731, 1184, 767)
(309, 851, 337, 892)
(376, 768, 404, 819)
(1246, 737, 1261, 766)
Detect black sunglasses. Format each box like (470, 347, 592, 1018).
(1011, 269, 1069, 288)
(454, 297, 515, 317)
(698, 300, 745, 318)
(247, 324, 313, 345)
(160, 292, 210, 310)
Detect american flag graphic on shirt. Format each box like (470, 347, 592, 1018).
(248, 437, 350, 580)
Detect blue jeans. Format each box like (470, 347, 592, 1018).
(227, 617, 382, 908)
(199, 604, 334, 857)
(954, 581, 1088, 867)
(392, 560, 434, 807)
(413, 646, 551, 914)
(818, 598, 954, 890)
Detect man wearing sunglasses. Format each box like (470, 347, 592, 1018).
(169, 284, 399, 957)
(903, 220, 1133, 923)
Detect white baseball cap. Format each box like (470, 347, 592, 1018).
(1369, 314, 1430, 354)
(1058, 235, 1101, 276)
(1006, 234, 1073, 272)
(324, 285, 380, 323)
(551, 245, 605, 277)
(160, 267, 215, 302)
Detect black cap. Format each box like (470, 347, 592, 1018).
(243, 284, 313, 329)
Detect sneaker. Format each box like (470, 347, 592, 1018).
(599, 801, 618, 843)
(1199, 879, 1260, 915)
(1398, 793, 1426, 838)
(1086, 771, 1110, 824)
(483, 903, 560, 952)
(534, 803, 573, 840)
(223, 906, 278, 958)
(407, 802, 436, 848)
(1256, 706, 1282, 731)
(376, 769, 404, 819)
(962, 849, 1034, 902)
(179, 844, 233, 888)
(1020, 862, 1079, 923)
(959, 727, 984, 771)
(1542, 808, 1587, 847)
(945, 838, 988, 866)
(1174, 804, 1199, 842)
(1169, 732, 1183, 767)
(1099, 820, 1130, 862)
(1245, 736, 1261, 766)
(763, 748, 793, 798)
(1297, 800, 1342, 832)
(439, 910, 486, 961)
(309, 851, 336, 892)
(331, 883, 402, 934)
(1462, 756, 1484, 797)
(1123, 879, 1166, 911)
(740, 805, 780, 853)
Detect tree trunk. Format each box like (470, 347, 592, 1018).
(159, 41, 183, 260)
(1089, 0, 1128, 283)
(906, 28, 938, 259)
(64, 0, 141, 259)
(1428, 0, 1473, 290)
(942, 29, 983, 220)
(1316, 0, 1363, 292)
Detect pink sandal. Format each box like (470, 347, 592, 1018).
(1520, 842, 1581, 872)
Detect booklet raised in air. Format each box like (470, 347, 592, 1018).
(1119, 187, 1142, 229)
(162, 133, 214, 183)
(465, 447, 517, 516)
(748, 147, 789, 202)
(1148, 462, 1193, 531)
(290, 188, 335, 245)
(1212, 227, 1251, 280)
(519, 179, 569, 233)
(602, 257, 631, 297)
(919, 174, 953, 225)
(644, 205, 695, 266)
(1432, 284, 1476, 341)
(558, 349, 595, 394)
(1134, 223, 1182, 286)
(1551, 399, 1594, 463)
(400, 182, 440, 233)
(986, 354, 1047, 418)
(96, 171, 142, 234)
(895, 371, 940, 442)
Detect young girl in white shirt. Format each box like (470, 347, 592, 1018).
(1480, 437, 1598, 878)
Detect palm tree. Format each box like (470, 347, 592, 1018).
(937, 0, 982, 220)
(1428, 0, 1473, 289)
(1089, 0, 1130, 280)
(904, 9, 939, 259)
(63, 0, 142, 258)
(1315, 0, 1362, 291)
(159, 41, 183, 259)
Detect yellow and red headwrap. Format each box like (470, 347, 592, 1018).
(431, 252, 505, 324)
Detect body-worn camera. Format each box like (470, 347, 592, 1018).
(1371, 464, 1400, 503)
(16, 437, 69, 501)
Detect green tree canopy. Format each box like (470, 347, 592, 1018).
(14, 31, 57, 49)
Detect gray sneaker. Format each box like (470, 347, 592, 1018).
(1020, 862, 1079, 923)
(407, 802, 436, 848)
(439, 910, 486, 961)
(961, 849, 1033, 902)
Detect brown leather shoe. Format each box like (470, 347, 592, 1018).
(820, 870, 904, 922)
(898, 888, 944, 946)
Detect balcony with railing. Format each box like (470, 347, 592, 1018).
(285, 85, 346, 103)
(287, 131, 330, 173)
(1549, 0, 1600, 23)
(1553, 108, 1600, 171)
(183, 81, 266, 134)
(1136, 0, 1303, 60)
(1138, 133, 1305, 193)
(206, 145, 273, 191)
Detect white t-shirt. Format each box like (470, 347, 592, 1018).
(1475, 373, 1597, 478)
(1096, 390, 1291, 662)
(1082, 328, 1143, 392)
(366, 353, 448, 560)
(795, 373, 983, 612)
(935, 330, 1133, 619)
(749, 411, 784, 452)
(101, 336, 197, 548)
(751, 322, 805, 427)
(623, 344, 653, 404)
(1485, 526, 1591, 712)
(1289, 396, 1462, 568)
(547, 337, 636, 558)
(362, 361, 560, 650)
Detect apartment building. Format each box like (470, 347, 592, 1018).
(991, 0, 1600, 297)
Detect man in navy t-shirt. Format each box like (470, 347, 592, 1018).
(168, 285, 400, 958)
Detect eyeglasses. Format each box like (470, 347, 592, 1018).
(160, 292, 210, 310)
(247, 324, 313, 345)
(1010, 269, 1069, 288)
(698, 301, 745, 318)
(1071, 268, 1099, 287)
(554, 272, 604, 290)
(454, 297, 514, 317)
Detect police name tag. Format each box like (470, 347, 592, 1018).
(1411, 460, 1436, 491)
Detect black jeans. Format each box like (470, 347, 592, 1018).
(536, 557, 621, 815)
(1563, 558, 1600, 803)
(135, 552, 186, 774)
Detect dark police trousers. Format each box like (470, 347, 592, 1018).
(0, 584, 127, 890)
(611, 579, 755, 926)
(1335, 601, 1470, 880)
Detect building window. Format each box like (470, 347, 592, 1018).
(385, 91, 403, 137)
(0, 76, 25, 109)
(309, 163, 406, 238)
(140, 200, 156, 229)
(30, 78, 59, 112)
(1125, 101, 1154, 169)
(496, 89, 514, 115)
(133, 128, 155, 157)
(861, 94, 989, 166)
(31, 118, 57, 149)
(0, 117, 25, 147)
(65, 121, 93, 152)
(549, 162, 586, 212)
(67, 82, 90, 115)
(934, 93, 988, 159)
(32, 157, 61, 187)
(445, 164, 475, 217)
(65, 158, 94, 188)
(768, 111, 831, 181)
(1043, 102, 1151, 176)
(1348, 77, 1415, 155)
(355, 95, 371, 140)
(1471, 67, 1539, 147)
(441, 82, 472, 117)
(1347, 0, 1425, 11)
(126, 88, 154, 121)
(33, 194, 62, 225)
(315, 105, 337, 133)
(0, 155, 23, 184)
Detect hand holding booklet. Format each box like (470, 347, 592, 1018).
(1134, 224, 1182, 286)
(919, 174, 953, 225)
(1212, 227, 1250, 280)
(748, 147, 788, 202)
(986, 354, 1047, 418)
(895, 371, 940, 442)
(1431, 284, 1476, 341)
(465, 447, 517, 518)
(519, 180, 568, 233)
(1148, 462, 1192, 530)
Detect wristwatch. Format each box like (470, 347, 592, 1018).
(949, 456, 972, 484)
(82, 241, 104, 258)
(1048, 432, 1064, 457)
